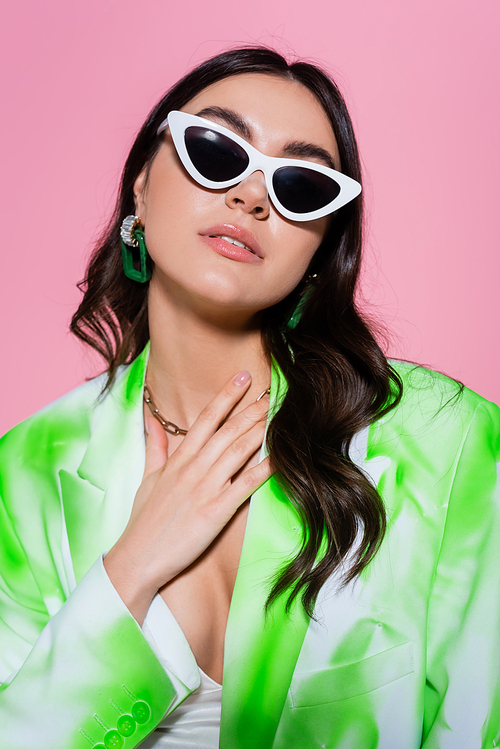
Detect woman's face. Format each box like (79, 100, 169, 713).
(134, 73, 341, 323)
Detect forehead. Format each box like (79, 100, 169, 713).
(181, 73, 340, 162)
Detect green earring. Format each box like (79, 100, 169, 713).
(287, 274, 318, 329)
(120, 215, 152, 283)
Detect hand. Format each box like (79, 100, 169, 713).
(103, 371, 272, 624)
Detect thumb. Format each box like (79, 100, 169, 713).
(144, 415, 169, 477)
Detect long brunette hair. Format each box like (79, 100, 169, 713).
(71, 47, 403, 617)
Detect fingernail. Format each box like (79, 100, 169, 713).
(234, 370, 251, 386)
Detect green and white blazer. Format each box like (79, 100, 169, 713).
(0, 346, 499, 749)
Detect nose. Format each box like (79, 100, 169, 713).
(224, 170, 270, 219)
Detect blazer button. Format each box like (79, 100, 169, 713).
(93, 745, 106, 748)
(132, 701, 151, 724)
(117, 714, 136, 737)
(104, 730, 124, 748)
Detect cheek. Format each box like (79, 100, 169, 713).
(139, 148, 196, 223)
(140, 176, 199, 257)
(146, 175, 187, 220)
(274, 221, 327, 280)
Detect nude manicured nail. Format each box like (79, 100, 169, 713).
(234, 371, 251, 386)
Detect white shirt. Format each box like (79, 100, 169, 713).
(140, 667, 222, 748)
(139, 592, 222, 748)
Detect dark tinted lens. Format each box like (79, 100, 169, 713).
(184, 127, 249, 182)
(273, 166, 341, 214)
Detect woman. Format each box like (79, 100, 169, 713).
(0, 47, 499, 749)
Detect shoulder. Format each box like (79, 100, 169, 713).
(0, 359, 138, 483)
(360, 364, 500, 573)
(0, 344, 149, 487)
(390, 359, 493, 411)
(373, 360, 500, 469)
(0, 375, 106, 455)
(0, 373, 108, 473)
(0, 343, 150, 466)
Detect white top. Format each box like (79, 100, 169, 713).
(139, 667, 222, 748)
(139, 590, 223, 748)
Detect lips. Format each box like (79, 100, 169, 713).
(200, 224, 263, 258)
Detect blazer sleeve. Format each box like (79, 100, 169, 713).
(0, 487, 199, 749)
(422, 399, 500, 746)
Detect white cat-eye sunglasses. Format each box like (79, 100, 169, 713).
(157, 110, 362, 222)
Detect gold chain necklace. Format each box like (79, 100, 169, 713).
(144, 383, 271, 436)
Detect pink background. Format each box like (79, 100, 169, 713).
(1, 0, 499, 435)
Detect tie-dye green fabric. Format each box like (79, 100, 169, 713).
(0, 347, 499, 748)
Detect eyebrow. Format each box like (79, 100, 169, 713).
(194, 106, 338, 171)
(195, 106, 252, 139)
(282, 141, 337, 171)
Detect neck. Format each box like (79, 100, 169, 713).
(146, 279, 271, 431)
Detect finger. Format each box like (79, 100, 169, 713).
(220, 456, 273, 512)
(143, 415, 169, 478)
(179, 371, 253, 454)
(193, 395, 269, 471)
(208, 417, 268, 484)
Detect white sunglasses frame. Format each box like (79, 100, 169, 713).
(156, 110, 362, 222)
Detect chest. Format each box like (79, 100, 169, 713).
(159, 499, 250, 684)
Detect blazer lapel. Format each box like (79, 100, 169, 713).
(220, 363, 310, 749)
(65, 347, 149, 583)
